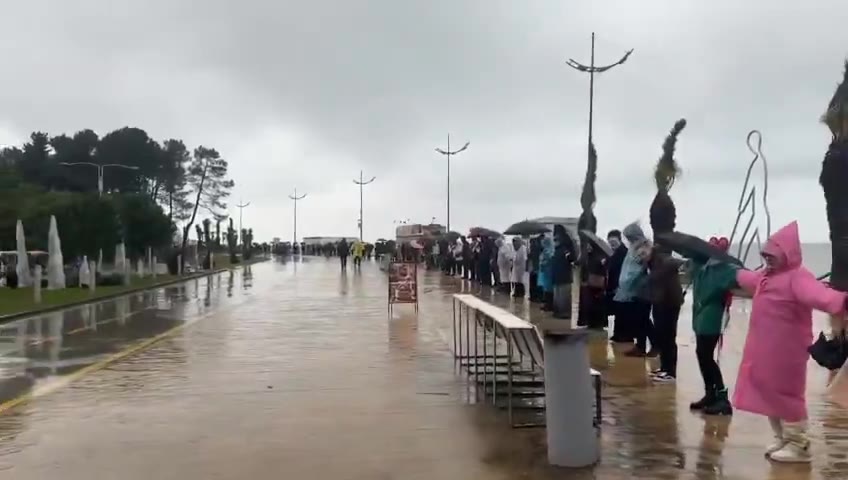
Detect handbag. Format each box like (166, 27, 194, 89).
(809, 331, 848, 371)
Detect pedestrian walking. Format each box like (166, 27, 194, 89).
(338, 239, 349, 270)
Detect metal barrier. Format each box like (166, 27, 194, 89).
(452, 294, 601, 428)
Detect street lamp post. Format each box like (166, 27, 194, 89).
(288, 188, 307, 247)
(58, 162, 140, 198)
(352, 171, 376, 241)
(435, 134, 470, 232)
(235, 199, 251, 247)
(566, 32, 633, 158)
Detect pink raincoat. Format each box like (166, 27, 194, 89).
(734, 222, 846, 422)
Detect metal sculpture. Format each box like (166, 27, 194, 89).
(727, 130, 772, 268)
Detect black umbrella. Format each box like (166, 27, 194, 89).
(655, 231, 744, 267)
(469, 227, 501, 238)
(504, 220, 551, 236)
(578, 230, 613, 257)
(808, 332, 848, 371)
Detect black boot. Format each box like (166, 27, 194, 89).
(690, 387, 716, 411)
(703, 389, 733, 416)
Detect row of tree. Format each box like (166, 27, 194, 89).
(0, 127, 235, 265)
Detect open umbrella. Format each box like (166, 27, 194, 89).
(440, 231, 461, 242)
(504, 220, 550, 236)
(469, 227, 501, 238)
(578, 230, 613, 257)
(655, 231, 743, 267)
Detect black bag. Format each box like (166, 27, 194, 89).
(808, 331, 848, 371)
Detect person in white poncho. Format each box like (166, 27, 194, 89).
(510, 237, 528, 298)
(496, 237, 514, 294)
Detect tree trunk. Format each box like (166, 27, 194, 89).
(178, 162, 208, 272)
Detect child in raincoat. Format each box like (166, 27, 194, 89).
(688, 236, 738, 416)
(734, 221, 847, 463)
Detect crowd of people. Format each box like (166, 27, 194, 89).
(424, 220, 848, 464)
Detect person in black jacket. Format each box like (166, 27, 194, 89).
(551, 225, 576, 319)
(528, 235, 543, 302)
(478, 236, 493, 287)
(606, 229, 631, 343)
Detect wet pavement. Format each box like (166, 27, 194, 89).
(1, 259, 848, 479)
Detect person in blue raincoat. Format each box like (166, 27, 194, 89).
(538, 237, 555, 311)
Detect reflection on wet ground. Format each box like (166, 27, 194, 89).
(0, 259, 847, 479)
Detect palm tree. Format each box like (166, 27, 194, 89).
(649, 119, 687, 245)
(820, 60, 848, 291)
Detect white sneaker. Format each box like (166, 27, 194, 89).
(652, 372, 676, 384)
(769, 443, 811, 463)
(764, 438, 785, 457)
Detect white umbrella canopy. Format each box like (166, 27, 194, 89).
(15, 219, 32, 287)
(47, 215, 66, 290)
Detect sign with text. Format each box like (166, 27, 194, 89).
(388, 261, 418, 306)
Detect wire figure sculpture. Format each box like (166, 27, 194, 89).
(727, 130, 772, 269)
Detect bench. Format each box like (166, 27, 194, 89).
(452, 294, 601, 428)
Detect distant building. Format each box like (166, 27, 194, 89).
(302, 236, 359, 246)
(395, 223, 445, 244)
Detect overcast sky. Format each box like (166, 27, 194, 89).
(0, 1, 845, 243)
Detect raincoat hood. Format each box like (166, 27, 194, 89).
(762, 221, 802, 271)
(622, 222, 648, 248)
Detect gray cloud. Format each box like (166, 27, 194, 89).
(0, 0, 845, 243)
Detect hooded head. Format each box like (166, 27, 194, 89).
(512, 237, 523, 249)
(761, 221, 802, 273)
(622, 222, 650, 249)
(495, 237, 504, 247)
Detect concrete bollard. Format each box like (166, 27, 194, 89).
(33, 266, 42, 304)
(89, 261, 96, 293)
(538, 321, 599, 467)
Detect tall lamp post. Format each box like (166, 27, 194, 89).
(288, 188, 307, 247)
(435, 134, 470, 232)
(235, 199, 251, 247)
(352, 171, 376, 241)
(58, 162, 140, 198)
(566, 32, 633, 158)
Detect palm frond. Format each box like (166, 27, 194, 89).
(580, 142, 597, 213)
(654, 119, 687, 191)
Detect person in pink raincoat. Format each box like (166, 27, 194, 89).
(734, 221, 848, 463)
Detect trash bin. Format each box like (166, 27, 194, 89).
(539, 322, 599, 467)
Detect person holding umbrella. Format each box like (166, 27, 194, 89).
(496, 237, 514, 294)
(551, 225, 577, 319)
(528, 235, 544, 302)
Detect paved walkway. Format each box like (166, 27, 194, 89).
(0, 259, 847, 479)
